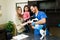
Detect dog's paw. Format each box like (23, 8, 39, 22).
(40, 37, 43, 40)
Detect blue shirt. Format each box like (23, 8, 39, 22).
(33, 11, 47, 35)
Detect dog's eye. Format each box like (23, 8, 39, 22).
(33, 20, 37, 22)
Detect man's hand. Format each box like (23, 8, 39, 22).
(35, 18, 46, 24)
(32, 26, 34, 29)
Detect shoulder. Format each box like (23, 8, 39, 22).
(38, 11, 47, 18)
(38, 11, 46, 14)
(38, 11, 46, 16)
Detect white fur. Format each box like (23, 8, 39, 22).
(40, 29, 46, 40)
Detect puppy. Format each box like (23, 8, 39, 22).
(28, 16, 46, 40)
(31, 18, 46, 40)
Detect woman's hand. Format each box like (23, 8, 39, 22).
(27, 20, 33, 23)
(21, 20, 32, 26)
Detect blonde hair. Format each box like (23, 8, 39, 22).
(16, 6, 23, 18)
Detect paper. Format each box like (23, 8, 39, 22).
(12, 34, 29, 40)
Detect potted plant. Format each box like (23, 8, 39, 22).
(5, 21, 14, 40)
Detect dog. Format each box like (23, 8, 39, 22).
(28, 16, 46, 40)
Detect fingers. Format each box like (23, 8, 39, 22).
(27, 20, 33, 23)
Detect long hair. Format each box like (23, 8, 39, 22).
(16, 6, 23, 18)
(23, 5, 30, 12)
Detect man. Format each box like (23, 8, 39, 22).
(30, 4, 48, 40)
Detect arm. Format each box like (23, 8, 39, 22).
(21, 22, 28, 26)
(34, 11, 47, 25)
(30, 18, 46, 29)
(27, 12, 30, 19)
(21, 20, 32, 26)
(35, 18, 46, 25)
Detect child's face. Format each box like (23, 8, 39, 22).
(25, 7, 29, 12)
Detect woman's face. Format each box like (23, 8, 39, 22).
(17, 8, 22, 15)
(25, 7, 29, 12)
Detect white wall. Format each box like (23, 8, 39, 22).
(28, 0, 40, 1)
(5, 0, 28, 23)
(0, 0, 7, 24)
(0, 0, 40, 24)
(0, 0, 28, 24)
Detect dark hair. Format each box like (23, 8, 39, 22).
(30, 4, 38, 9)
(24, 5, 30, 12)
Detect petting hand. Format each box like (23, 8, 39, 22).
(27, 20, 33, 23)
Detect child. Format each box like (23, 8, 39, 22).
(23, 5, 30, 32)
(23, 5, 30, 21)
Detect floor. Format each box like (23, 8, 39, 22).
(49, 26, 60, 37)
(20, 32, 60, 40)
(0, 24, 60, 40)
(21, 26, 60, 40)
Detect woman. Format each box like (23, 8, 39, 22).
(15, 6, 29, 34)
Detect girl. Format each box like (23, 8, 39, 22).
(23, 5, 30, 21)
(23, 5, 30, 32)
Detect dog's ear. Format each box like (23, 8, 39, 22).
(33, 20, 37, 22)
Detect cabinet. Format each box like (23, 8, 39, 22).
(0, 29, 6, 40)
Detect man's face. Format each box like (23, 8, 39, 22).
(30, 6, 36, 13)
